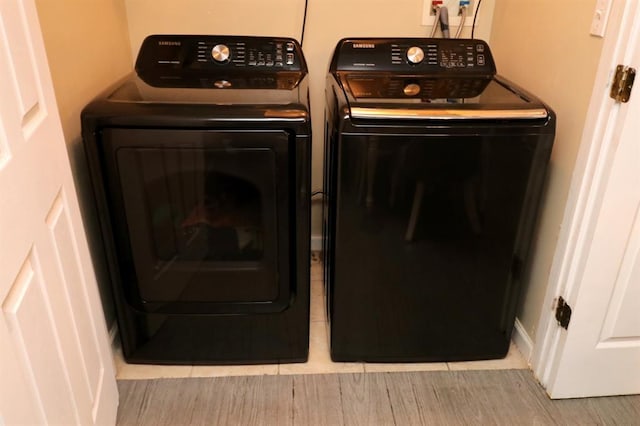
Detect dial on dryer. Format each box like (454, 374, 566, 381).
(211, 44, 230, 63)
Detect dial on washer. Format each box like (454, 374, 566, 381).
(406, 46, 425, 64)
(211, 44, 230, 63)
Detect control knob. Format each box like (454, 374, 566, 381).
(406, 46, 425, 65)
(403, 83, 421, 97)
(211, 44, 230, 63)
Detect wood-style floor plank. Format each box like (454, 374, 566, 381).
(382, 372, 426, 425)
(338, 372, 395, 426)
(191, 375, 293, 426)
(449, 369, 557, 425)
(117, 378, 204, 426)
(410, 370, 484, 425)
(116, 380, 149, 426)
(292, 374, 343, 425)
(534, 384, 640, 425)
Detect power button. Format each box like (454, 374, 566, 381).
(286, 53, 295, 65)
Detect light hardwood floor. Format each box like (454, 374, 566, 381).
(116, 370, 640, 425)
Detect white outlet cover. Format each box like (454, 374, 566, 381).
(422, 0, 477, 27)
(590, 0, 613, 37)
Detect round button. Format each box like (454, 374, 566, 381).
(214, 80, 232, 89)
(403, 83, 421, 96)
(211, 44, 230, 63)
(406, 46, 425, 64)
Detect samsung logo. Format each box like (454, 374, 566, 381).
(352, 43, 375, 49)
(158, 41, 181, 46)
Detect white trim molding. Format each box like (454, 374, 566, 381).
(512, 318, 534, 364)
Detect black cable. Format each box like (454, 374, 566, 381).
(300, 0, 309, 45)
(311, 191, 325, 198)
(471, 0, 483, 39)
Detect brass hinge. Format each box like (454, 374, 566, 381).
(610, 65, 636, 103)
(555, 296, 572, 330)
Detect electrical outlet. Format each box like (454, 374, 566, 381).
(422, 0, 477, 28)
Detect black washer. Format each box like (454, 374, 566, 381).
(324, 38, 555, 362)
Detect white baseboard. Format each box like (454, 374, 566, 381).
(311, 235, 322, 252)
(512, 317, 534, 365)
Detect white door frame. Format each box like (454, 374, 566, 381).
(531, 0, 639, 388)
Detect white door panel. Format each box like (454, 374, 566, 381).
(550, 125, 640, 397)
(0, 0, 40, 122)
(600, 213, 640, 340)
(0, 0, 118, 423)
(0, 318, 44, 425)
(3, 252, 78, 425)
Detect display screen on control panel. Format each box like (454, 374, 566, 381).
(438, 40, 488, 69)
(338, 41, 390, 69)
(154, 43, 184, 65)
(439, 45, 469, 68)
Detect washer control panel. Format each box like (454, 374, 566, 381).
(136, 35, 306, 74)
(331, 38, 496, 76)
(345, 75, 492, 99)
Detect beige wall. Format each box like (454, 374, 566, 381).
(124, 0, 496, 235)
(36, 0, 133, 325)
(489, 0, 603, 340)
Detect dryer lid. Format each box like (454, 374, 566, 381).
(106, 75, 306, 105)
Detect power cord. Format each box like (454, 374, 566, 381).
(300, 0, 309, 45)
(471, 0, 483, 39)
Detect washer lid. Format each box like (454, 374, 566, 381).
(339, 74, 549, 120)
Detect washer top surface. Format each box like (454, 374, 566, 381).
(330, 38, 550, 120)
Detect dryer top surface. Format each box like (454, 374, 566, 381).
(106, 74, 308, 106)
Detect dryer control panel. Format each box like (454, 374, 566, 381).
(330, 38, 496, 76)
(136, 35, 306, 74)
